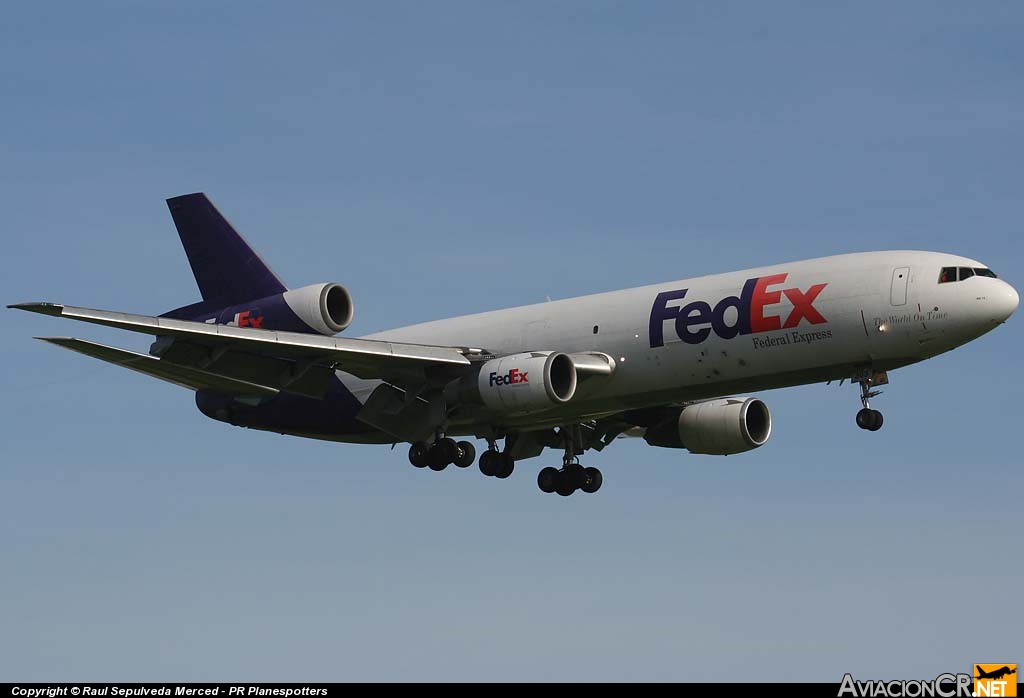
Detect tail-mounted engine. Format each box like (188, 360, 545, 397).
(169, 282, 356, 337)
(281, 282, 354, 335)
(644, 397, 772, 455)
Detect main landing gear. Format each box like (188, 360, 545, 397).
(536, 427, 602, 496)
(478, 443, 515, 479)
(409, 438, 475, 471)
(855, 372, 884, 432)
(537, 463, 602, 496)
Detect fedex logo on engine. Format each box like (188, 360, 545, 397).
(649, 273, 828, 347)
(489, 368, 529, 387)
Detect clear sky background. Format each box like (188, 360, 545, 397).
(1, 1, 1021, 682)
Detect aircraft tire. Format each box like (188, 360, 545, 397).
(494, 453, 514, 479)
(438, 437, 459, 464)
(566, 462, 587, 489)
(428, 449, 449, 471)
(555, 471, 576, 497)
(479, 450, 498, 477)
(868, 410, 883, 431)
(537, 467, 559, 493)
(856, 408, 874, 430)
(409, 441, 430, 468)
(581, 467, 603, 494)
(454, 441, 476, 468)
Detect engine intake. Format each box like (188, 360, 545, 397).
(454, 352, 577, 415)
(282, 282, 354, 335)
(644, 397, 771, 455)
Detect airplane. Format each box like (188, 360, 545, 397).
(9, 193, 1019, 496)
(976, 666, 1017, 681)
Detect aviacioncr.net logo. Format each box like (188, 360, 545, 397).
(838, 673, 973, 698)
(974, 664, 1017, 697)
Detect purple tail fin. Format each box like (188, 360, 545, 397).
(166, 193, 287, 306)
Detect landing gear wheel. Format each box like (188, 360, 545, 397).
(454, 441, 476, 468)
(856, 408, 873, 430)
(479, 450, 499, 477)
(437, 438, 459, 464)
(428, 446, 449, 471)
(408, 441, 430, 468)
(566, 462, 587, 489)
(537, 467, 559, 493)
(867, 409, 883, 431)
(580, 467, 603, 494)
(856, 408, 884, 431)
(494, 453, 515, 479)
(555, 471, 576, 497)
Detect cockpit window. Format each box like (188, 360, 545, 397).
(939, 266, 998, 283)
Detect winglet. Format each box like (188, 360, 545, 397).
(8, 302, 65, 316)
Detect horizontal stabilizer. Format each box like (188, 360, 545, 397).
(36, 337, 279, 396)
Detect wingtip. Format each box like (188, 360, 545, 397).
(8, 302, 65, 316)
(33, 337, 82, 352)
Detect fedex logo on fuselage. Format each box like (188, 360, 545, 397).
(649, 273, 828, 347)
(489, 368, 529, 387)
(205, 310, 265, 328)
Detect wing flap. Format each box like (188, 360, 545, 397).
(37, 337, 280, 396)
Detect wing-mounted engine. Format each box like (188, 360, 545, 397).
(451, 351, 577, 415)
(644, 397, 772, 455)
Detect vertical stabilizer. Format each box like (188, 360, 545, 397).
(166, 193, 287, 305)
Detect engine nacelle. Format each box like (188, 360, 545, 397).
(454, 352, 577, 415)
(644, 397, 771, 455)
(282, 282, 354, 335)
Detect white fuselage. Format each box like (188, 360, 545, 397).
(355, 250, 1016, 434)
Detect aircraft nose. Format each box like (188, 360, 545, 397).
(992, 280, 1018, 322)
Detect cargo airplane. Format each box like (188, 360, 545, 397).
(10, 194, 1019, 496)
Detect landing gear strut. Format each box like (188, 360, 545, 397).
(855, 371, 884, 431)
(537, 426, 602, 496)
(409, 438, 476, 470)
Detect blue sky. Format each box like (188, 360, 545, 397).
(1, 1, 1021, 681)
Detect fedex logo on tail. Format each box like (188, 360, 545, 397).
(649, 273, 827, 347)
(490, 368, 529, 387)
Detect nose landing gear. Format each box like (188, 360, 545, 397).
(855, 370, 885, 431)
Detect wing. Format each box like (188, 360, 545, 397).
(11, 302, 475, 393)
(37, 337, 280, 396)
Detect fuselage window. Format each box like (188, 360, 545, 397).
(959, 267, 975, 281)
(938, 267, 957, 284)
(974, 267, 998, 278)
